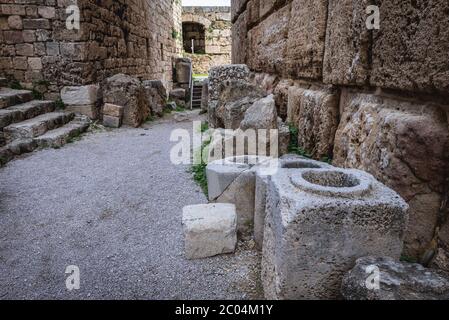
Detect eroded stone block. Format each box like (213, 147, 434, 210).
(342, 256, 449, 300)
(103, 74, 149, 128)
(247, 4, 290, 76)
(323, 0, 371, 85)
(262, 168, 408, 299)
(286, 0, 328, 79)
(333, 92, 449, 258)
(254, 155, 333, 250)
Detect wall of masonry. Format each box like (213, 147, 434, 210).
(231, 0, 449, 259)
(182, 6, 231, 74)
(0, 0, 183, 99)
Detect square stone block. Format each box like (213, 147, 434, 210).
(262, 168, 408, 299)
(102, 103, 124, 118)
(182, 203, 237, 260)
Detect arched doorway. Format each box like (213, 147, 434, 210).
(182, 22, 206, 54)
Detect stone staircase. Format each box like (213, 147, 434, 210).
(0, 83, 90, 166)
(191, 84, 203, 108)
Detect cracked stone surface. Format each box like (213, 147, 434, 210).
(0, 111, 262, 300)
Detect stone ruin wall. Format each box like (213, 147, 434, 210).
(232, 0, 449, 260)
(182, 6, 231, 74)
(0, 0, 183, 99)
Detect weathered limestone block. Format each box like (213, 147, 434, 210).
(262, 168, 408, 299)
(240, 95, 278, 131)
(273, 79, 293, 120)
(65, 105, 99, 120)
(102, 103, 124, 128)
(232, 9, 248, 64)
(142, 80, 167, 117)
(254, 156, 333, 250)
(277, 119, 290, 156)
(370, 0, 449, 93)
(296, 88, 340, 160)
(214, 79, 265, 129)
(175, 58, 191, 85)
(61, 85, 99, 106)
(182, 203, 237, 260)
(247, 0, 260, 27)
(286, 85, 304, 125)
(201, 79, 209, 113)
(323, 0, 371, 85)
(247, 4, 290, 76)
(342, 256, 449, 300)
(207, 156, 273, 234)
(286, 0, 328, 79)
(333, 92, 449, 258)
(103, 74, 149, 128)
(259, 0, 287, 18)
(430, 248, 449, 275)
(103, 103, 123, 117)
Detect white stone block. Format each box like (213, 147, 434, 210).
(61, 84, 99, 106)
(182, 203, 237, 260)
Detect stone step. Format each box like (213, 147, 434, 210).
(0, 88, 33, 109)
(34, 120, 90, 148)
(0, 78, 7, 87)
(4, 111, 74, 142)
(0, 100, 55, 129)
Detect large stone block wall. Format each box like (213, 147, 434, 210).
(182, 6, 231, 74)
(0, 0, 182, 98)
(232, 0, 449, 259)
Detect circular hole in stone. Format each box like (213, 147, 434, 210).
(302, 170, 360, 188)
(281, 160, 322, 169)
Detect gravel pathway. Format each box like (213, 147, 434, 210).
(0, 111, 262, 300)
